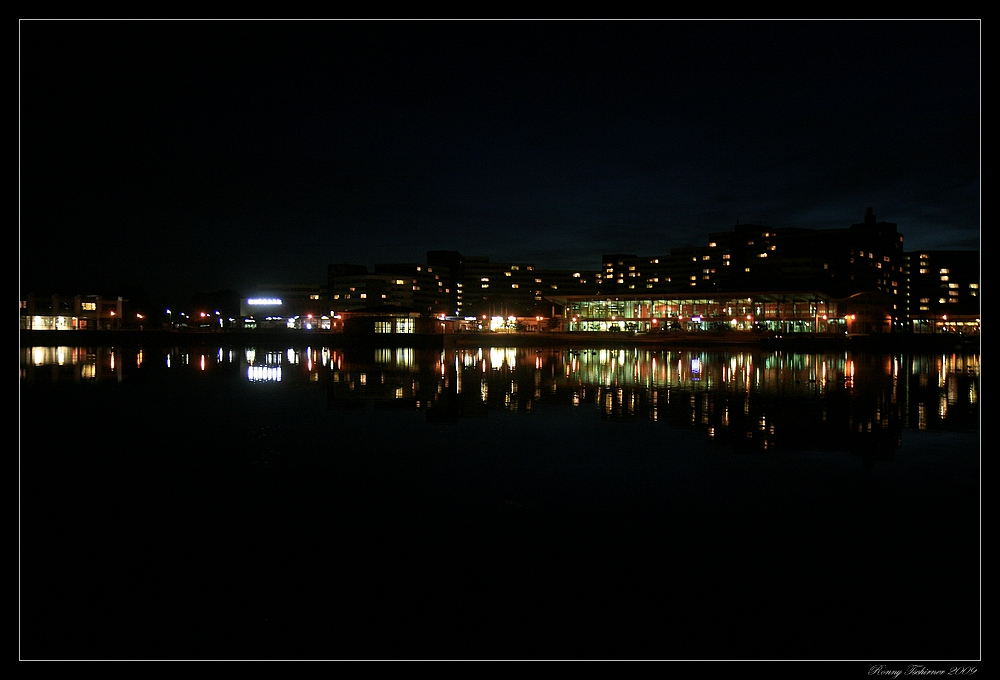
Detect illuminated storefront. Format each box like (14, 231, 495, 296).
(551, 292, 852, 334)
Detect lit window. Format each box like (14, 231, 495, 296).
(939, 268, 949, 274)
(940, 276, 949, 281)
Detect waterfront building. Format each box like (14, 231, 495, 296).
(20, 293, 123, 330)
(239, 283, 331, 330)
(904, 250, 981, 334)
(552, 291, 859, 334)
(374, 262, 454, 317)
(555, 209, 908, 335)
(297, 209, 975, 337)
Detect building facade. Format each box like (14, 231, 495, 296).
(20, 294, 124, 330)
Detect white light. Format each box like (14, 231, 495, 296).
(248, 298, 282, 305)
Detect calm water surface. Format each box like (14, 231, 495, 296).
(20, 344, 981, 660)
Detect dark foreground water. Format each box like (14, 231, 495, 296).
(20, 344, 980, 660)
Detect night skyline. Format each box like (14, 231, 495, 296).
(19, 20, 981, 301)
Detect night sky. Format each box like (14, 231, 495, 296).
(20, 20, 981, 301)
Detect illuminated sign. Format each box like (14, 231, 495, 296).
(247, 298, 282, 305)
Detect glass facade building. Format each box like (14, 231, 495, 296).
(556, 292, 849, 334)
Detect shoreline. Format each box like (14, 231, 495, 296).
(19, 328, 979, 353)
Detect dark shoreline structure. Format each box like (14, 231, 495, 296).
(19, 328, 978, 353)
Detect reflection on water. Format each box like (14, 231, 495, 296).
(19, 342, 981, 660)
(21, 344, 980, 453)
